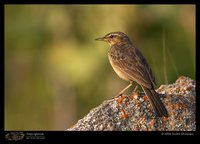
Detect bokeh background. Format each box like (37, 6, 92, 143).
(5, 5, 195, 130)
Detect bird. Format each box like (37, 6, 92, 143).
(95, 31, 168, 117)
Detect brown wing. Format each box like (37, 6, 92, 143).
(109, 45, 156, 89)
(134, 47, 156, 87)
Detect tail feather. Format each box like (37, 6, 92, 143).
(142, 86, 168, 117)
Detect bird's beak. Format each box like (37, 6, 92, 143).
(95, 36, 106, 41)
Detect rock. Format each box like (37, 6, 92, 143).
(67, 76, 196, 131)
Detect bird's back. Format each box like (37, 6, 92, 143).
(134, 46, 156, 87)
(108, 42, 156, 89)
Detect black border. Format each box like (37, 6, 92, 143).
(1, 0, 197, 4)
(2, 1, 198, 143)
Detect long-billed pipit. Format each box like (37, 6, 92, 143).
(95, 31, 168, 117)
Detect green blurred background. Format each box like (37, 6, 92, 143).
(5, 5, 195, 130)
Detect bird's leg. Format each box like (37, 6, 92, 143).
(129, 84, 139, 96)
(115, 81, 134, 98)
(133, 84, 138, 92)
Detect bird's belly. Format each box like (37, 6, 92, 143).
(108, 56, 129, 81)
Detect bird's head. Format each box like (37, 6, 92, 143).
(95, 31, 131, 46)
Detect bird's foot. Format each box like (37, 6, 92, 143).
(130, 85, 139, 96)
(114, 93, 123, 99)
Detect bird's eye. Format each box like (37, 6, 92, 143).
(109, 35, 114, 38)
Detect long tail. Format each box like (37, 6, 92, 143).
(142, 86, 168, 117)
